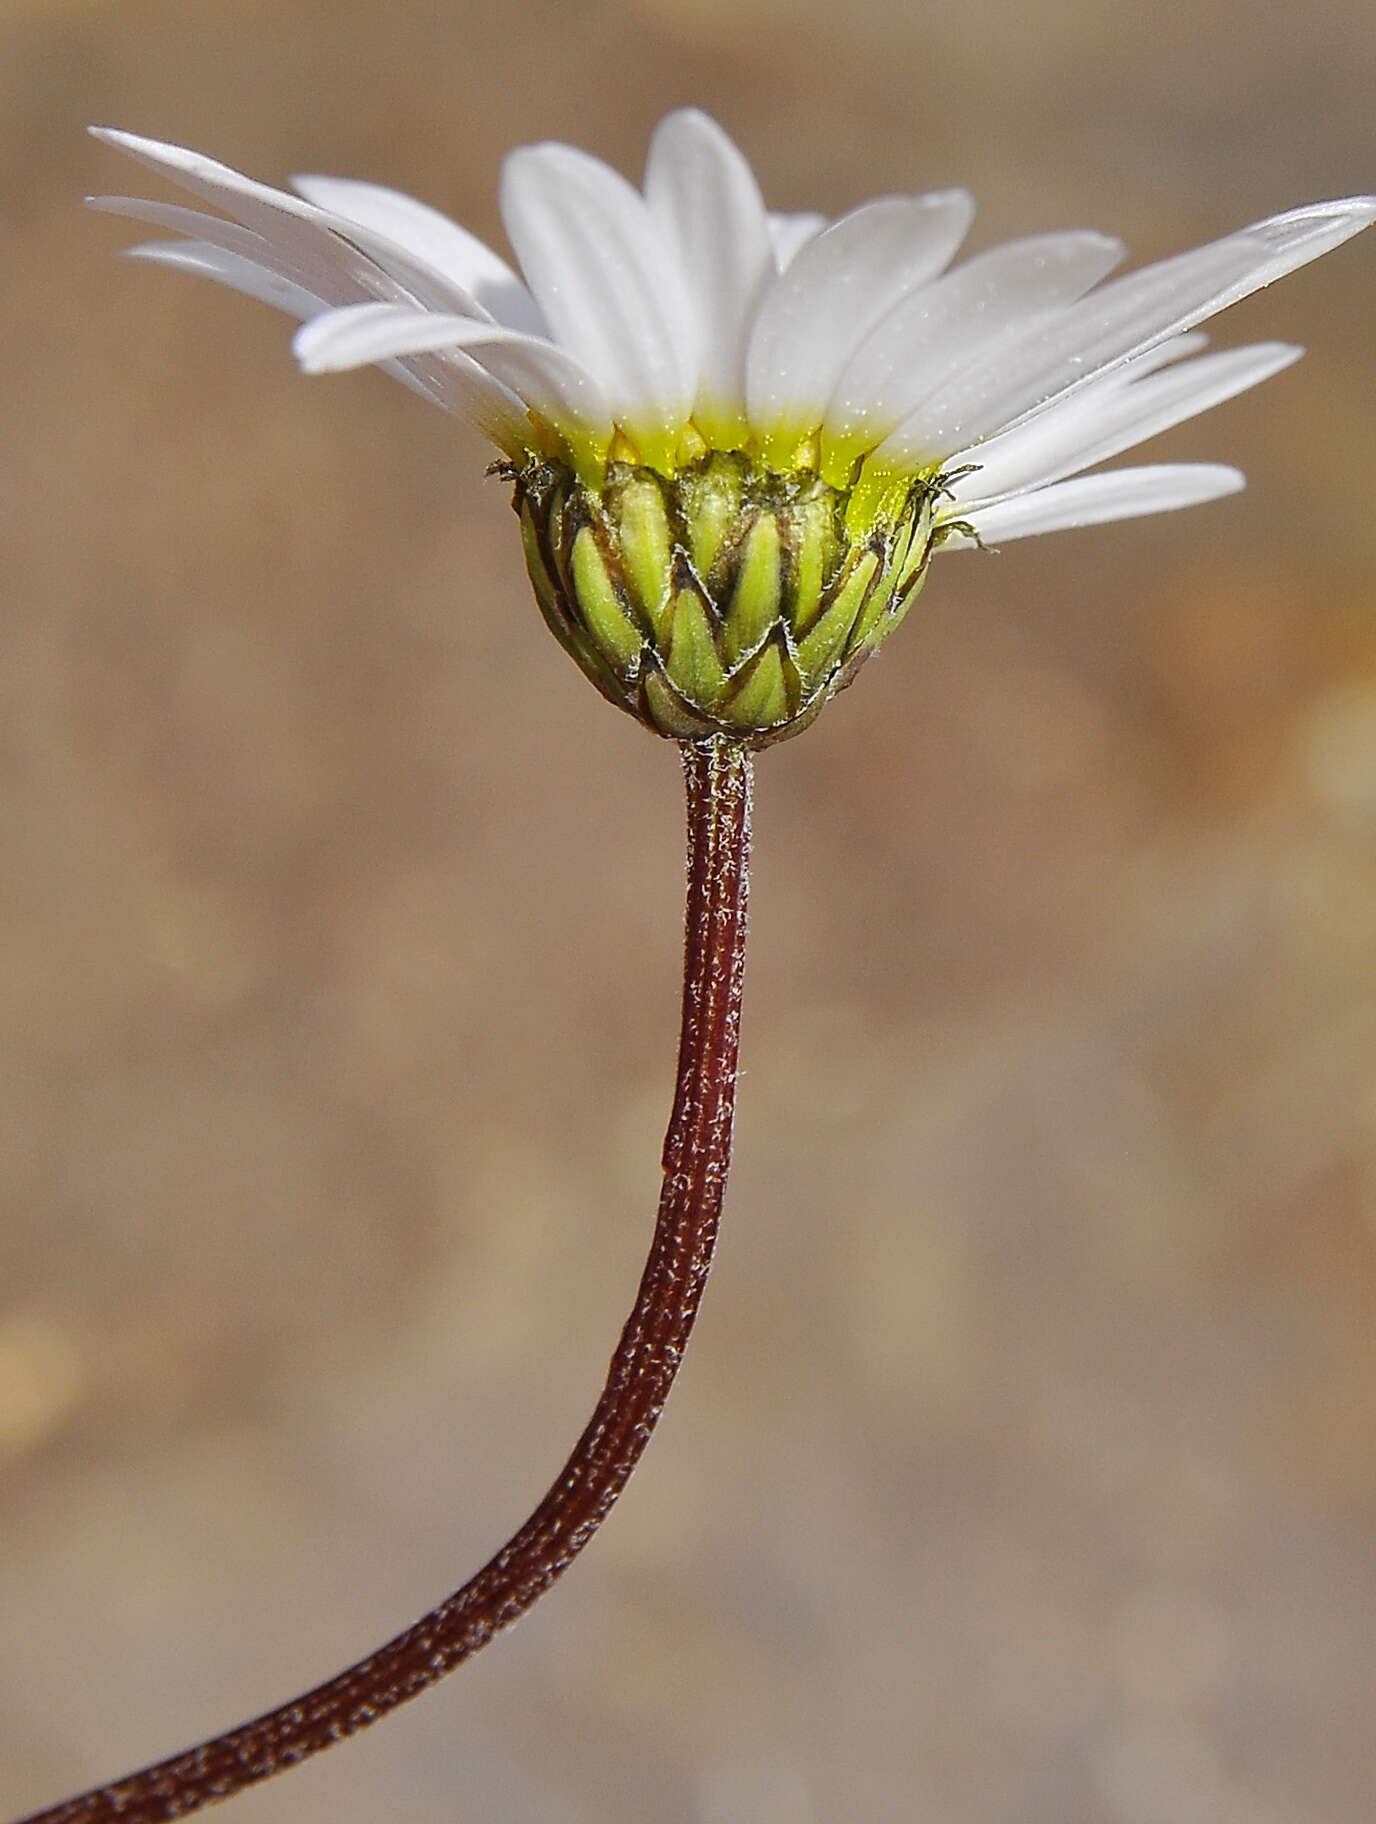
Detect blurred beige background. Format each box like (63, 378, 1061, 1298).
(3, 3, 1375, 1821)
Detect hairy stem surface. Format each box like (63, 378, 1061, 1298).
(17, 736, 754, 1824)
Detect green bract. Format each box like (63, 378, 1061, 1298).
(511, 453, 948, 745)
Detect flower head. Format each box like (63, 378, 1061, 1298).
(92, 113, 1373, 742)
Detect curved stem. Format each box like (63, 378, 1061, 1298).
(17, 736, 753, 1824)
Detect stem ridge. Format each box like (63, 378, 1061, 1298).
(15, 736, 753, 1824)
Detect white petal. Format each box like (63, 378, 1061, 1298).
(1216, 198, 1376, 308)
(90, 129, 489, 319)
(130, 241, 466, 409)
(954, 341, 1300, 505)
(889, 195, 1376, 461)
(295, 302, 492, 368)
(823, 231, 1123, 471)
(115, 219, 480, 411)
(429, 321, 613, 446)
(92, 195, 364, 308)
(500, 140, 700, 449)
(768, 211, 828, 270)
(942, 349, 1180, 501)
(644, 109, 773, 445)
(950, 463, 1245, 544)
(294, 302, 608, 445)
(124, 238, 324, 317)
(745, 191, 975, 441)
(290, 174, 546, 334)
(296, 304, 540, 437)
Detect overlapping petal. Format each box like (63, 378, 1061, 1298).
(126, 237, 323, 318)
(117, 229, 469, 410)
(767, 211, 828, 269)
(645, 108, 774, 447)
(884, 196, 1376, 464)
(90, 130, 492, 319)
(821, 231, 1124, 479)
(294, 301, 607, 455)
(91, 111, 1372, 546)
(91, 194, 386, 309)
(951, 340, 1301, 507)
(290, 173, 547, 333)
(950, 463, 1245, 544)
(745, 190, 974, 453)
(500, 140, 700, 463)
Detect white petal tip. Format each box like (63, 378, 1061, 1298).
(89, 126, 160, 152)
(87, 127, 233, 181)
(1300, 195, 1376, 222)
(657, 106, 719, 134)
(291, 326, 334, 373)
(1249, 196, 1376, 253)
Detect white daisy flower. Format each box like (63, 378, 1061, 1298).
(91, 111, 1373, 743)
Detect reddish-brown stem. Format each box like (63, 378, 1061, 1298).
(16, 735, 754, 1824)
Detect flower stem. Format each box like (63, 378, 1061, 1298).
(16, 735, 754, 1824)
